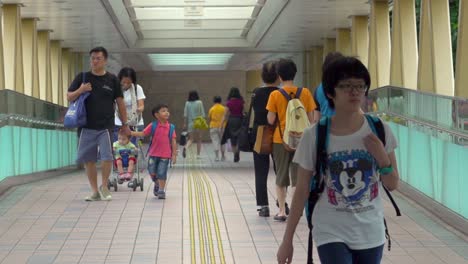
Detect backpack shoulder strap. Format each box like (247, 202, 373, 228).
(364, 115, 401, 217)
(365, 114, 386, 146)
(169, 124, 175, 141)
(295, 87, 303, 99)
(278, 89, 291, 101)
(146, 121, 158, 156)
(314, 116, 330, 192)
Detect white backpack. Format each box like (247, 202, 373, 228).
(278, 88, 310, 151)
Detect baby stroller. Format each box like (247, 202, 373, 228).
(108, 131, 145, 192)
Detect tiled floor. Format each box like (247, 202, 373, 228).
(0, 145, 467, 264)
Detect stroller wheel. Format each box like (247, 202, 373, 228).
(132, 178, 138, 191)
(107, 179, 112, 189)
(140, 178, 144, 191)
(113, 179, 118, 192)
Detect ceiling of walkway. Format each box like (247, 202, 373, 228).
(1, 0, 372, 71)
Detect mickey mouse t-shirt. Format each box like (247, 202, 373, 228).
(293, 117, 397, 250)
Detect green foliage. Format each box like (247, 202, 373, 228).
(450, 0, 459, 71)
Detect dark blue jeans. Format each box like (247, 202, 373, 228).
(317, 243, 384, 264)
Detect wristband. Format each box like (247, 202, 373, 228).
(378, 164, 393, 175)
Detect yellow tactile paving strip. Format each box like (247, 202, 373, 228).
(186, 154, 227, 264)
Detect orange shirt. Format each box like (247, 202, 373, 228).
(266, 86, 316, 143)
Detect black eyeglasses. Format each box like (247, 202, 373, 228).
(335, 83, 367, 93)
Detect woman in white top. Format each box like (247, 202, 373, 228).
(114, 67, 146, 144)
(277, 56, 399, 264)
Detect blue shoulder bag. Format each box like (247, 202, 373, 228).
(64, 72, 90, 128)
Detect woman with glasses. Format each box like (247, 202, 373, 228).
(277, 56, 400, 264)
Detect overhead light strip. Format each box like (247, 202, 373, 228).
(149, 53, 233, 66)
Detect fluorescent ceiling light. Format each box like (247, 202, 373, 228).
(142, 29, 243, 39)
(134, 6, 255, 20)
(138, 19, 249, 30)
(130, 0, 260, 7)
(149, 53, 233, 66)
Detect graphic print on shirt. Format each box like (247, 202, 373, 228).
(325, 149, 379, 212)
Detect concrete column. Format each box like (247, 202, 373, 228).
(336, 28, 352, 56)
(368, 0, 391, 89)
(22, 18, 40, 97)
(303, 52, 310, 89)
(390, 0, 418, 89)
(61, 48, 71, 106)
(323, 38, 336, 61)
(50, 40, 63, 105)
(70, 52, 79, 79)
(417, 0, 454, 96)
(37, 31, 52, 102)
(0, 8, 5, 90)
(246, 70, 262, 106)
(455, 0, 468, 97)
(351, 16, 369, 67)
(309, 46, 324, 89)
(2, 4, 24, 92)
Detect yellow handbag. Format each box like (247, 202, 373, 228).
(193, 116, 209, 130)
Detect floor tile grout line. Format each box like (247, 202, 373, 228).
(209, 168, 263, 264)
(186, 164, 197, 264)
(246, 171, 309, 253)
(154, 165, 174, 264)
(181, 163, 186, 264)
(0, 185, 67, 263)
(48, 188, 95, 263)
(186, 146, 235, 264)
(199, 166, 227, 264)
(190, 156, 208, 264)
(78, 184, 120, 264)
(195, 166, 216, 264)
(128, 173, 152, 264)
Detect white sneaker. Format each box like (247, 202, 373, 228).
(214, 157, 220, 162)
(99, 185, 112, 201)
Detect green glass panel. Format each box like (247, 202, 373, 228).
(389, 122, 468, 219)
(0, 126, 77, 181)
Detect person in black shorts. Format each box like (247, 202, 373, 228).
(67, 46, 131, 201)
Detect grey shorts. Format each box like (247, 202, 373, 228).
(272, 143, 298, 187)
(77, 128, 113, 163)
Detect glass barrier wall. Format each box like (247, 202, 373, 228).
(367, 86, 468, 133)
(0, 90, 76, 181)
(384, 118, 468, 219)
(366, 87, 468, 219)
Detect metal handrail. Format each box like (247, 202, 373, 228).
(376, 111, 468, 140)
(371, 85, 468, 102)
(0, 113, 66, 129)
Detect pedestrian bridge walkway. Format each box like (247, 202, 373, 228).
(0, 145, 467, 264)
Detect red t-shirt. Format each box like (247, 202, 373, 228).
(143, 121, 176, 158)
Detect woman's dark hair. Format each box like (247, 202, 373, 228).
(323, 52, 344, 72)
(322, 56, 371, 109)
(276, 58, 297, 81)
(152, 104, 169, 116)
(213, 96, 222, 103)
(227, 87, 243, 100)
(188, 90, 200, 101)
(261, 60, 278, 84)
(118, 67, 137, 84)
(89, 46, 108, 59)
